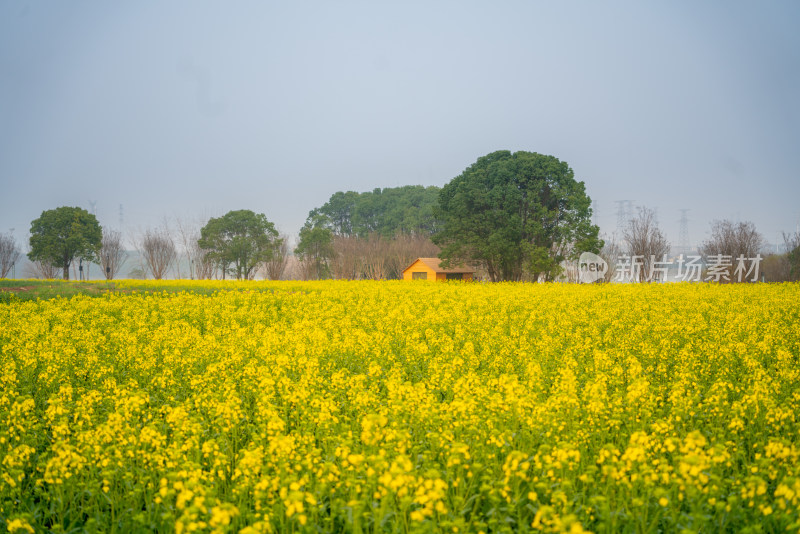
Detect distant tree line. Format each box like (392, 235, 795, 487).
(307, 185, 440, 238)
(12, 207, 284, 281)
(294, 151, 605, 282)
(6, 150, 800, 282)
(294, 185, 441, 280)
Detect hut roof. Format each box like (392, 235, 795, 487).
(403, 257, 475, 274)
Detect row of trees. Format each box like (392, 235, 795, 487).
(128, 213, 289, 281)
(5, 185, 443, 281)
(295, 152, 603, 282)
(294, 185, 441, 280)
(6, 205, 799, 283)
(7, 207, 285, 281)
(1, 208, 144, 280)
(5, 150, 800, 282)
(295, 232, 439, 280)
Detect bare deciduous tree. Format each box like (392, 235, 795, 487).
(784, 231, 800, 281)
(701, 220, 764, 259)
(264, 234, 290, 280)
(328, 232, 440, 280)
(329, 235, 363, 280)
(26, 259, 60, 279)
(176, 217, 217, 280)
(361, 233, 388, 280)
(386, 233, 440, 279)
(282, 255, 302, 280)
(700, 220, 765, 282)
(195, 248, 217, 280)
(598, 237, 623, 283)
(0, 232, 21, 278)
(297, 255, 321, 281)
(761, 254, 792, 282)
(138, 226, 176, 280)
(99, 229, 127, 280)
(785, 231, 800, 252)
(623, 207, 671, 282)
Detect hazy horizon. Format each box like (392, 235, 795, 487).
(2, 1, 799, 253)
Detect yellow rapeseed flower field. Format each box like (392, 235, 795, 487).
(1, 281, 799, 532)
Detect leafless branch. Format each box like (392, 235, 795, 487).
(623, 207, 670, 282)
(700, 220, 765, 282)
(264, 234, 290, 280)
(784, 231, 800, 255)
(26, 259, 60, 279)
(138, 226, 176, 280)
(598, 236, 622, 283)
(99, 229, 128, 280)
(0, 232, 21, 278)
(176, 216, 217, 280)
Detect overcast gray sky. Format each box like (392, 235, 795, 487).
(2, 1, 799, 251)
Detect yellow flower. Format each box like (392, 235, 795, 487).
(7, 519, 35, 534)
(1, 280, 797, 531)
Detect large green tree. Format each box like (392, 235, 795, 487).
(434, 150, 602, 282)
(28, 206, 103, 280)
(198, 210, 280, 280)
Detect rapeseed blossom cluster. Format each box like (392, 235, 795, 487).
(1, 280, 799, 532)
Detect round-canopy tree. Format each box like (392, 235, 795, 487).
(434, 150, 602, 281)
(198, 210, 280, 280)
(28, 206, 103, 280)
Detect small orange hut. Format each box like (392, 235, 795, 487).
(402, 257, 475, 281)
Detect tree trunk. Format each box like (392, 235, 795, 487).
(63, 263, 70, 280)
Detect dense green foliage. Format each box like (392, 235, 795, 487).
(434, 151, 602, 281)
(27, 206, 103, 280)
(307, 185, 440, 238)
(198, 210, 280, 280)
